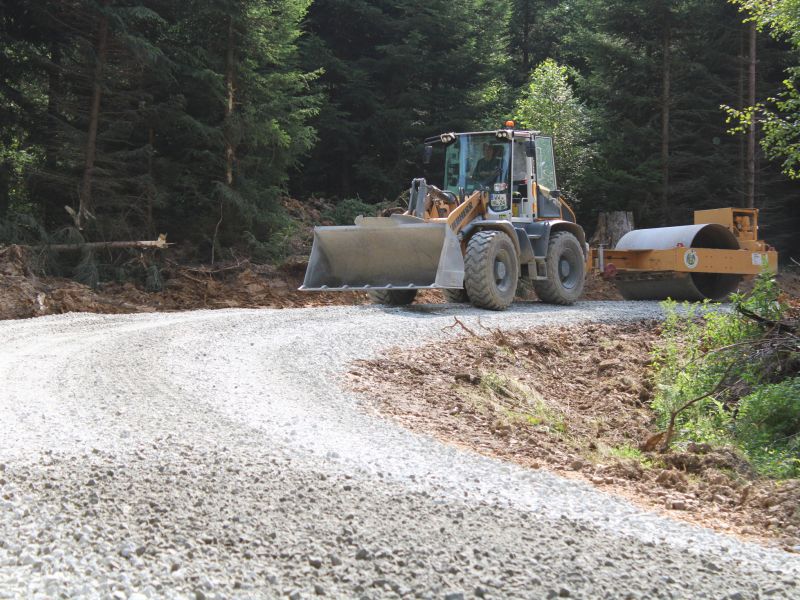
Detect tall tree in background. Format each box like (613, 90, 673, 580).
(0, 0, 317, 261)
(294, 0, 509, 202)
(159, 0, 317, 259)
(507, 0, 563, 87)
(728, 0, 800, 181)
(513, 59, 592, 203)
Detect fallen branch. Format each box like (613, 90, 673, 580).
(476, 318, 515, 351)
(660, 359, 739, 452)
(737, 305, 797, 334)
(169, 258, 248, 275)
(444, 316, 480, 337)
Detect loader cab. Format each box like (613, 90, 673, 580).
(429, 129, 569, 224)
(442, 133, 512, 213)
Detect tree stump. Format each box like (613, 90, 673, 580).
(589, 211, 635, 249)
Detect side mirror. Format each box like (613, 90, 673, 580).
(422, 145, 433, 165)
(525, 141, 535, 158)
(551, 189, 561, 199)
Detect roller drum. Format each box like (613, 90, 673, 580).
(613, 223, 743, 301)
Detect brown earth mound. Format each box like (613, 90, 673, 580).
(3, 191, 798, 319)
(352, 321, 800, 552)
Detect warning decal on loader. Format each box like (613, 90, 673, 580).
(752, 253, 768, 267)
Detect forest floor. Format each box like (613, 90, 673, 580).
(353, 320, 800, 553)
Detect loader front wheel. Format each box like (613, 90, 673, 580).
(532, 231, 585, 305)
(368, 289, 418, 306)
(442, 288, 469, 303)
(464, 230, 519, 311)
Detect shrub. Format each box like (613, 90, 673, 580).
(322, 197, 378, 225)
(651, 271, 798, 478)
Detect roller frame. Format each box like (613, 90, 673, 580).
(601, 247, 777, 276)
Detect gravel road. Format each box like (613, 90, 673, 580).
(1, 302, 798, 599)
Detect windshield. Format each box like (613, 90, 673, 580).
(443, 134, 511, 196)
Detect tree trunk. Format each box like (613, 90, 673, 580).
(589, 211, 635, 249)
(78, 0, 110, 229)
(146, 127, 155, 234)
(43, 41, 63, 227)
(213, 15, 236, 264)
(746, 20, 757, 209)
(738, 25, 746, 205)
(661, 22, 671, 222)
(0, 160, 11, 219)
(521, 0, 531, 74)
(40, 236, 169, 252)
(224, 16, 236, 187)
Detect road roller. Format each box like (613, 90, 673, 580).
(595, 208, 777, 301)
(300, 125, 778, 310)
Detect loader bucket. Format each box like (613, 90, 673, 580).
(300, 215, 465, 291)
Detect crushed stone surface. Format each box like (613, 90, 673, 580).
(1, 302, 798, 599)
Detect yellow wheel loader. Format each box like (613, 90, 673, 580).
(302, 126, 587, 310)
(301, 124, 778, 309)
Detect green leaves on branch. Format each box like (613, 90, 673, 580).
(513, 59, 593, 202)
(727, 0, 800, 180)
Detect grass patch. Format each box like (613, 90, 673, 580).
(463, 371, 568, 435)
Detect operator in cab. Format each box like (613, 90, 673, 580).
(471, 143, 501, 186)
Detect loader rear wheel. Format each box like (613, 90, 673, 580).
(442, 288, 469, 303)
(464, 230, 518, 311)
(533, 231, 585, 305)
(368, 289, 418, 306)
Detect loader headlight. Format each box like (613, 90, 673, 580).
(495, 130, 511, 140)
(440, 133, 456, 144)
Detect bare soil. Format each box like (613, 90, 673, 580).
(352, 321, 800, 552)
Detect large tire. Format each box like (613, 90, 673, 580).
(464, 230, 519, 311)
(442, 288, 469, 303)
(533, 231, 585, 305)
(368, 289, 418, 306)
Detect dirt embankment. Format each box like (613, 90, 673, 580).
(0, 238, 620, 322)
(352, 321, 800, 552)
(3, 192, 799, 319)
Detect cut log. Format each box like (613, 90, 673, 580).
(37, 234, 169, 252)
(589, 211, 635, 249)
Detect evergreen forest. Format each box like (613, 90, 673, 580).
(1, 0, 799, 269)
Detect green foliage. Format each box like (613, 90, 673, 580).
(606, 444, 654, 468)
(652, 272, 798, 478)
(294, 0, 510, 201)
(75, 249, 100, 290)
(2, 0, 800, 272)
(513, 59, 593, 202)
(735, 378, 800, 478)
(322, 198, 376, 225)
(0, 0, 318, 267)
(145, 264, 163, 293)
(727, 0, 800, 180)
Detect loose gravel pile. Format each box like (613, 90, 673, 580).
(1, 303, 799, 599)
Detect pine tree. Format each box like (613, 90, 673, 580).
(294, 0, 509, 202)
(159, 0, 317, 259)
